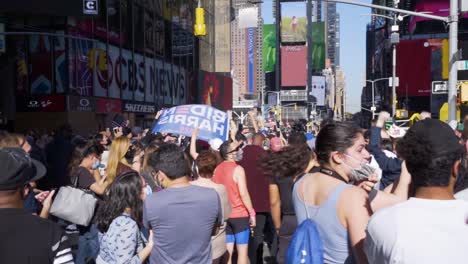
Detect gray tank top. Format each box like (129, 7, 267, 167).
(293, 176, 355, 264)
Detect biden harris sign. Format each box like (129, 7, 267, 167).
(152, 105, 230, 142)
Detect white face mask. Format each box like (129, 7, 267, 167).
(342, 154, 375, 182)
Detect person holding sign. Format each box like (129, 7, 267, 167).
(213, 139, 256, 264)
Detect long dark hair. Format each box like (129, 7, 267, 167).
(261, 144, 314, 180)
(68, 141, 104, 177)
(95, 170, 143, 233)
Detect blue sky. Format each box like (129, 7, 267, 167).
(261, 0, 372, 113)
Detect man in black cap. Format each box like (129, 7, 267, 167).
(0, 148, 74, 264)
(364, 119, 468, 264)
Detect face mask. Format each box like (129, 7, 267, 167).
(92, 160, 101, 170)
(342, 154, 375, 182)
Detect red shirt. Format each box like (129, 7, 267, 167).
(239, 145, 270, 213)
(213, 161, 249, 218)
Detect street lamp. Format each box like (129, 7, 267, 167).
(366, 78, 389, 118)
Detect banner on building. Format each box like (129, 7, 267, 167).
(68, 36, 94, 96)
(281, 46, 307, 86)
(311, 22, 326, 72)
(91, 43, 187, 105)
(280, 2, 307, 43)
(247, 28, 256, 94)
(152, 104, 229, 142)
(311, 76, 326, 106)
(262, 24, 276, 72)
(29, 35, 52, 95)
(198, 71, 233, 111)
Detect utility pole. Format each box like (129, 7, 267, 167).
(275, 0, 281, 93)
(448, 0, 458, 122)
(307, 0, 313, 118)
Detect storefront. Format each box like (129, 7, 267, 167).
(15, 95, 67, 132)
(122, 101, 157, 129)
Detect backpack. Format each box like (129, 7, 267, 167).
(286, 219, 324, 264)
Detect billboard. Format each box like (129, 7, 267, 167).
(29, 35, 52, 95)
(198, 71, 233, 111)
(281, 46, 307, 87)
(281, 2, 307, 43)
(396, 39, 431, 97)
(311, 76, 326, 106)
(68, 37, 94, 96)
(247, 28, 256, 93)
(262, 24, 276, 72)
(311, 22, 326, 72)
(91, 43, 187, 105)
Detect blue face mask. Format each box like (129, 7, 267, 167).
(92, 160, 101, 170)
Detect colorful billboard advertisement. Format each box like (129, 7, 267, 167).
(247, 28, 256, 93)
(68, 37, 94, 96)
(410, 0, 468, 33)
(311, 76, 326, 106)
(29, 35, 52, 95)
(198, 71, 233, 111)
(263, 24, 276, 72)
(281, 2, 307, 43)
(311, 22, 326, 72)
(281, 46, 307, 87)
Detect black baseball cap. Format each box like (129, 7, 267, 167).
(408, 119, 463, 157)
(0, 148, 46, 191)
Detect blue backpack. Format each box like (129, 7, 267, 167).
(286, 219, 324, 264)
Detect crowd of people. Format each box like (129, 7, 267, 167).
(2, 109, 468, 264)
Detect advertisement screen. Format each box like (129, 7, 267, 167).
(311, 22, 326, 72)
(311, 76, 326, 106)
(281, 2, 307, 43)
(246, 28, 256, 94)
(281, 46, 307, 87)
(198, 71, 233, 111)
(262, 24, 276, 72)
(396, 39, 431, 97)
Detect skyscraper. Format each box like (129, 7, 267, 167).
(326, 2, 340, 67)
(231, 0, 265, 107)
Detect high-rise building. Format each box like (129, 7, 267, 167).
(335, 66, 346, 119)
(326, 2, 340, 67)
(231, 0, 264, 108)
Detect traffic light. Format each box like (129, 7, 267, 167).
(194, 7, 206, 36)
(294, 104, 298, 111)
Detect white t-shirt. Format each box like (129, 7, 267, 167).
(365, 198, 468, 264)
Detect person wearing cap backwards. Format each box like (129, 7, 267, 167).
(0, 148, 75, 264)
(365, 119, 468, 264)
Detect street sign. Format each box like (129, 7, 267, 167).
(83, 0, 99, 15)
(389, 77, 399, 87)
(432, 81, 448, 94)
(458, 61, 468, 71)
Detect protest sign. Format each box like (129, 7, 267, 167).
(152, 104, 230, 142)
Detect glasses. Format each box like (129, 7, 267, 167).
(227, 145, 242, 154)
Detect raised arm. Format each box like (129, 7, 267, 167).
(190, 128, 199, 160)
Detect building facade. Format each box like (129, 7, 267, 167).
(0, 0, 226, 134)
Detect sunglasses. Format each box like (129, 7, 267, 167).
(227, 144, 242, 154)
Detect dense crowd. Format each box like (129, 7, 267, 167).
(1, 109, 468, 264)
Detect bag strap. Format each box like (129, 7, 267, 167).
(318, 167, 349, 184)
(300, 175, 310, 219)
(72, 171, 79, 188)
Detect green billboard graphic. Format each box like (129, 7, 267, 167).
(263, 24, 276, 72)
(311, 22, 326, 71)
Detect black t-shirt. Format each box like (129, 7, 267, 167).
(71, 166, 95, 189)
(0, 208, 74, 263)
(272, 177, 296, 216)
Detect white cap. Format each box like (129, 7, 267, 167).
(209, 138, 223, 151)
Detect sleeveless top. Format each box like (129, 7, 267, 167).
(213, 161, 249, 218)
(292, 176, 355, 264)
